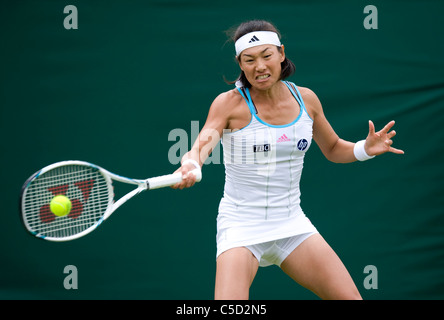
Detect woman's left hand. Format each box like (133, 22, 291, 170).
(365, 120, 405, 156)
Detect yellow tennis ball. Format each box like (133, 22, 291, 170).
(50, 195, 72, 217)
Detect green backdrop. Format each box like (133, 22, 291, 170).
(1, 0, 443, 300)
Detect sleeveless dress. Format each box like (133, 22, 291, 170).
(216, 81, 318, 258)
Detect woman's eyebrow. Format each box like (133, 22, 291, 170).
(242, 47, 271, 58)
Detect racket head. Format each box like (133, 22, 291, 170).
(20, 161, 114, 241)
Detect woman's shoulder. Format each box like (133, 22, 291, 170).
(293, 85, 323, 118)
(209, 88, 245, 113)
(213, 88, 243, 105)
(291, 85, 317, 100)
(207, 88, 251, 130)
(284, 82, 319, 103)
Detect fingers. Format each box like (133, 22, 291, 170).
(170, 163, 199, 189)
(171, 175, 196, 189)
(389, 146, 405, 154)
(387, 127, 404, 154)
(380, 121, 403, 154)
(171, 173, 196, 189)
(181, 171, 197, 189)
(367, 120, 404, 156)
(387, 130, 396, 139)
(368, 120, 375, 135)
(381, 120, 395, 134)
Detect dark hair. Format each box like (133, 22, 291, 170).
(225, 20, 296, 88)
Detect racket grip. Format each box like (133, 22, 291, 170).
(147, 169, 202, 190)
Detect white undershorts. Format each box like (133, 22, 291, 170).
(245, 232, 318, 267)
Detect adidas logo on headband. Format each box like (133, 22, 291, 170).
(249, 35, 260, 43)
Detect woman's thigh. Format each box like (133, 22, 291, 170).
(280, 233, 362, 300)
(215, 247, 259, 300)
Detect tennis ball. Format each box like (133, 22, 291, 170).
(50, 195, 72, 217)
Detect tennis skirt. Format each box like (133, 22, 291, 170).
(216, 197, 318, 266)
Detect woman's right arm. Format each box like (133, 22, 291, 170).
(171, 91, 234, 189)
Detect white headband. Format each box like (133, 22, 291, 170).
(235, 31, 281, 56)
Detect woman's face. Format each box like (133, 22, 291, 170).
(238, 44, 285, 90)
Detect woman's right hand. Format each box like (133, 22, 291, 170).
(170, 159, 201, 190)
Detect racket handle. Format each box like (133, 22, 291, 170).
(147, 169, 202, 190)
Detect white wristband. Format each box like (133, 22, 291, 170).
(354, 140, 375, 161)
(182, 158, 201, 170)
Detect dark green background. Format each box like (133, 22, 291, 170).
(1, 0, 443, 299)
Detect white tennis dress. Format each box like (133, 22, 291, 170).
(216, 81, 318, 259)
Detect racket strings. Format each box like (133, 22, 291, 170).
(22, 165, 111, 239)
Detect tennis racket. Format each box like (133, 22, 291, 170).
(20, 160, 201, 242)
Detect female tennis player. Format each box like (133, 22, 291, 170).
(172, 20, 404, 300)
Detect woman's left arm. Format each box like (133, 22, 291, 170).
(302, 87, 404, 163)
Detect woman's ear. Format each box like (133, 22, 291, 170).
(280, 44, 286, 63)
